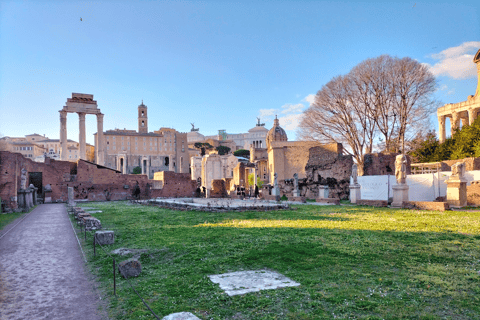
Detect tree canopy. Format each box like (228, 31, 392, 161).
(408, 117, 480, 163)
(298, 54, 438, 173)
(233, 149, 250, 158)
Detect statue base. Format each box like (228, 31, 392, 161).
(292, 190, 300, 197)
(391, 184, 409, 208)
(349, 184, 361, 204)
(446, 179, 467, 207)
(318, 185, 329, 199)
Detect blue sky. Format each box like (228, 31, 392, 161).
(0, 1, 479, 146)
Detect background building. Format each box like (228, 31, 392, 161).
(96, 102, 189, 178)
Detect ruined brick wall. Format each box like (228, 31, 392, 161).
(151, 171, 196, 198)
(0, 151, 196, 209)
(0, 151, 74, 208)
(363, 153, 411, 176)
(210, 179, 227, 198)
(441, 157, 480, 171)
(303, 146, 353, 199)
(274, 145, 352, 200)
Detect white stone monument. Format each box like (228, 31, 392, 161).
(349, 163, 361, 204)
(68, 186, 75, 207)
(318, 185, 329, 199)
(391, 154, 409, 208)
(271, 172, 280, 196)
(292, 173, 300, 197)
(446, 162, 467, 207)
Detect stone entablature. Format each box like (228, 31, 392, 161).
(59, 93, 104, 164)
(437, 49, 480, 143)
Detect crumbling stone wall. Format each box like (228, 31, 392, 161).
(0, 151, 196, 210)
(363, 153, 411, 176)
(275, 146, 353, 200)
(441, 157, 480, 171)
(210, 179, 227, 198)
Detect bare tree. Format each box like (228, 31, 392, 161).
(391, 57, 438, 152)
(297, 74, 371, 173)
(298, 54, 438, 174)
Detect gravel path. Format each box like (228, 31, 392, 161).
(0, 204, 109, 320)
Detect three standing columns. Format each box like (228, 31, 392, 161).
(59, 111, 104, 163)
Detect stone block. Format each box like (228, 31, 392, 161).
(446, 180, 467, 207)
(316, 198, 340, 205)
(95, 230, 114, 245)
(404, 201, 449, 211)
(391, 184, 409, 208)
(318, 186, 329, 199)
(118, 258, 142, 278)
(84, 217, 102, 231)
(356, 199, 388, 207)
(162, 312, 201, 320)
(349, 184, 361, 204)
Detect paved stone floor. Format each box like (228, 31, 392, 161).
(0, 204, 109, 320)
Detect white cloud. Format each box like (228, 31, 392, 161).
(281, 103, 304, 114)
(279, 114, 304, 131)
(440, 84, 448, 91)
(303, 94, 316, 106)
(426, 41, 480, 79)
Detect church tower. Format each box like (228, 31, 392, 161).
(138, 101, 148, 134)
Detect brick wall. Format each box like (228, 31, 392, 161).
(0, 151, 196, 209)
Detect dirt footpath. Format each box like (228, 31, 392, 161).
(0, 204, 109, 320)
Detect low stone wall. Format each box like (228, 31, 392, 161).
(316, 198, 340, 205)
(467, 184, 480, 206)
(404, 201, 450, 211)
(355, 199, 388, 207)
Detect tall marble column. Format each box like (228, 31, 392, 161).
(78, 112, 86, 160)
(451, 112, 459, 136)
(96, 113, 104, 165)
(468, 109, 476, 126)
(60, 110, 68, 160)
(438, 115, 446, 143)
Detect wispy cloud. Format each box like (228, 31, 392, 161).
(425, 41, 480, 79)
(258, 95, 312, 132)
(281, 103, 304, 114)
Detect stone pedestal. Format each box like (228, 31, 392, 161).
(349, 184, 361, 204)
(292, 189, 300, 197)
(318, 185, 329, 199)
(271, 185, 280, 196)
(68, 187, 75, 207)
(205, 189, 211, 198)
(391, 184, 409, 208)
(446, 179, 467, 207)
(32, 187, 38, 205)
(17, 190, 27, 209)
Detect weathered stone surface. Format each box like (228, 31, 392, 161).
(118, 258, 142, 278)
(84, 217, 102, 231)
(95, 230, 114, 245)
(356, 199, 388, 207)
(404, 201, 449, 211)
(162, 312, 201, 320)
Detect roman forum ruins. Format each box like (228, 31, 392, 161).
(437, 49, 480, 142)
(59, 93, 105, 165)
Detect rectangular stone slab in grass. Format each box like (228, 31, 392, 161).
(95, 230, 114, 245)
(208, 270, 300, 296)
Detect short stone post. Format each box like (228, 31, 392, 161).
(292, 173, 300, 197)
(68, 186, 75, 207)
(446, 162, 467, 207)
(44, 184, 53, 203)
(318, 185, 329, 199)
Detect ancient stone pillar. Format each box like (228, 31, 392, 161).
(60, 110, 68, 160)
(451, 112, 459, 136)
(468, 109, 476, 126)
(438, 115, 446, 143)
(96, 113, 104, 165)
(476, 61, 480, 97)
(78, 112, 86, 160)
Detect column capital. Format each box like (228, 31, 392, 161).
(78, 112, 86, 118)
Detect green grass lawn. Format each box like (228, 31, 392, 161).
(0, 206, 36, 232)
(76, 202, 480, 320)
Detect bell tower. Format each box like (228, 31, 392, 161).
(138, 100, 148, 133)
